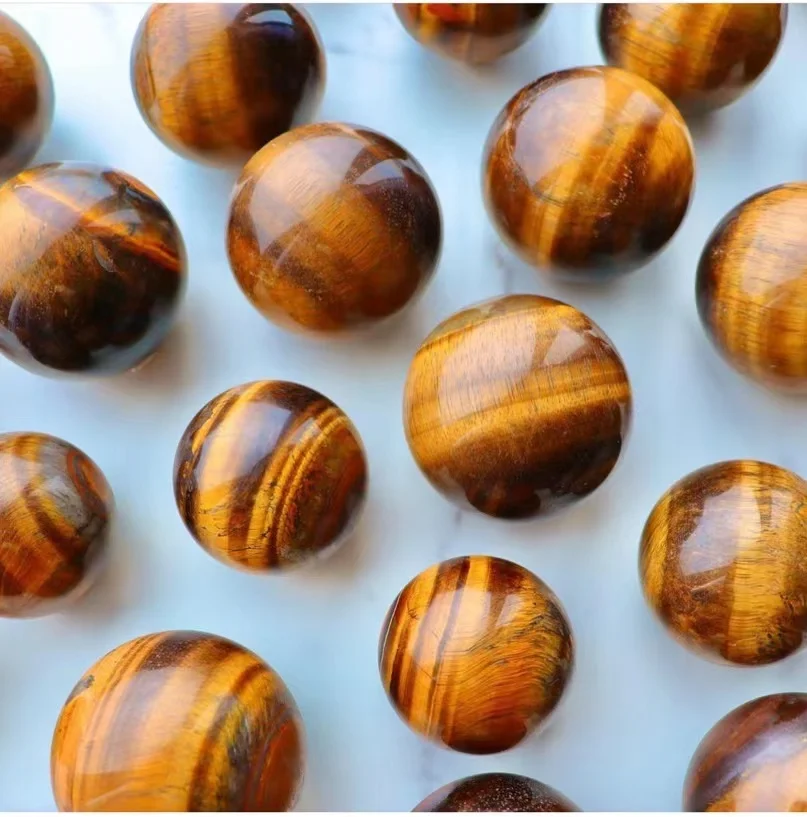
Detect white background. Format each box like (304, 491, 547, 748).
(2, 2, 807, 811)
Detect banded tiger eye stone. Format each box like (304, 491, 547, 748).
(227, 122, 442, 334)
(0, 432, 112, 618)
(0, 162, 186, 377)
(599, 4, 786, 115)
(684, 693, 807, 811)
(415, 773, 579, 812)
(403, 294, 632, 519)
(51, 630, 305, 811)
(640, 460, 807, 666)
(379, 555, 574, 754)
(0, 12, 53, 179)
(174, 380, 368, 571)
(482, 66, 694, 279)
(394, 4, 548, 64)
(131, 3, 325, 167)
(697, 184, 807, 392)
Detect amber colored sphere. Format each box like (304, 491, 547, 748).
(414, 773, 579, 812)
(227, 122, 442, 333)
(51, 630, 305, 811)
(379, 555, 574, 754)
(599, 4, 786, 115)
(403, 294, 632, 519)
(0, 12, 53, 179)
(131, 3, 325, 167)
(482, 66, 694, 280)
(0, 432, 112, 618)
(697, 183, 807, 392)
(684, 693, 807, 811)
(0, 162, 186, 377)
(640, 460, 807, 666)
(394, 4, 548, 64)
(174, 380, 368, 571)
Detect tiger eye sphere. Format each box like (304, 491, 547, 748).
(599, 4, 786, 115)
(482, 66, 694, 279)
(394, 4, 548, 65)
(697, 184, 807, 392)
(0, 432, 112, 618)
(174, 380, 368, 571)
(403, 294, 632, 519)
(640, 460, 807, 666)
(379, 555, 574, 754)
(51, 630, 305, 811)
(0, 12, 53, 179)
(227, 122, 442, 333)
(415, 773, 579, 812)
(131, 3, 325, 167)
(684, 693, 807, 812)
(0, 162, 186, 377)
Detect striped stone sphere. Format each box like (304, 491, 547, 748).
(0, 431, 112, 617)
(51, 630, 305, 811)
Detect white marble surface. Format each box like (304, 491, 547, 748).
(3, 2, 807, 811)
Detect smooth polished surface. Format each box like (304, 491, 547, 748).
(0, 432, 111, 618)
(0, 161, 185, 376)
(174, 380, 368, 571)
(415, 773, 579, 812)
(684, 693, 807, 811)
(0, 11, 53, 179)
(404, 294, 632, 519)
(379, 555, 574, 754)
(227, 122, 441, 333)
(640, 460, 807, 666)
(599, 4, 786, 114)
(131, 3, 325, 167)
(697, 183, 807, 392)
(483, 65, 694, 279)
(394, 4, 548, 64)
(51, 630, 304, 811)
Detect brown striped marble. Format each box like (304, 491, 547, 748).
(697, 183, 807, 392)
(684, 693, 807, 811)
(0, 432, 112, 618)
(51, 630, 305, 811)
(0, 161, 186, 377)
(415, 773, 579, 812)
(640, 460, 807, 666)
(599, 4, 786, 115)
(0, 12, 53, 179)
(482, 66, 694, 280)
(227, 122, 442, 333)
(131, 4, 325, 167)
(174, 380, 368, 571)
(394, 4, 548, 64)
(403, 294, 632, 519)
(379, 555, 574, 754)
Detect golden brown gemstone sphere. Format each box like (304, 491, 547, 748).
(697, 183, 807, 392)
(482, 66, 694, 279)
(394, 4, 548, 64)
(379, 555, 574, 754)
(684, 693, 807, 811)
(0, 12, 53, 179)
(599, 4, 786, 115)
(0, 161, 186, 377)
(415, 774, 579, 812)
(131, 3, 325, 167)
(227, 122, 442, 333)
(403, 294, 632, 519)
(174, 380, 368, 571)
(640, 460, 807, 666)
(51, 630, 305, 811)
(0, 432, 112, 618)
